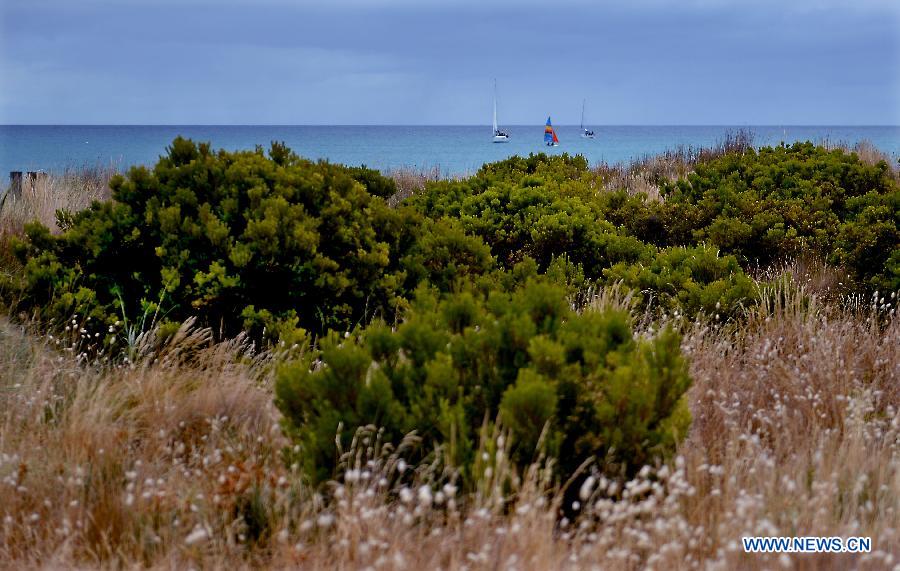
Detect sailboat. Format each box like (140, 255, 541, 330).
(544, 116, 559, 146)
(492, 80, 510, 143)
(580, 99, 595, 139)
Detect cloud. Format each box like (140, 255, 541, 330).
(2, 0, 898, 124)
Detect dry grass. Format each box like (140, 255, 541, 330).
(823, 139, 899, 180)
(593, 129, 755, 198)
(1, 274, 898, 570)
(0, 166, 115, 237)
(386, 166, 446, 207)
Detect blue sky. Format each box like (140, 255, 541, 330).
(1, 0, 898, 125)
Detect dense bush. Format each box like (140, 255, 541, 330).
(410, 145, 898, 296)
(410, 153, 757, 315)
(276, 280, 692, 484)
(14, 140, 891, 352)
(654, 143, 899, 288)
(832, 189, 900, 291)
(412, 155, 650, 276)
(604, 245, 756, 317)
(8, 138, 431, 342)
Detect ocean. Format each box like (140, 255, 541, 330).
(1, 125, 898, 178)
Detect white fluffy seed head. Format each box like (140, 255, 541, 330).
(579, 476, 596, 501)
(184, 527, 208, 546)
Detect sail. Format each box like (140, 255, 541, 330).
(581, 99, 586, 130)
(492, 80, 499, 133)
(493, 97, 498, 133)
(544, 116, 556, 144)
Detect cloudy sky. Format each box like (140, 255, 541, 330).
(1, 0, 898, 125)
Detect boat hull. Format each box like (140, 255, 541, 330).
(493, 135, 510, 143)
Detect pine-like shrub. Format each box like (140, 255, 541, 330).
(832, 189, 900, 291)
(275, 280, 692, 484)
(8, 138, 431, 342)
(410, 154, 654, 278)
(655, 142, 899, 288)
(603, 245, 757, 317)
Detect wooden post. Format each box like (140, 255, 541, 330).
(8, 171, 22, 199)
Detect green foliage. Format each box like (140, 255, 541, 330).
(604, 245, 757, 317)
(653, 143, 899, 288)
(409, 144, 898, 302)
(8, 138, 426, 342)
(410, 154, 652, 277)
(14, 140, 892, 350)
(275, 280, 692, 484)
(832, 189, 900, 291)
(408, 153, 755, 316)
(400, 218, 496, 293)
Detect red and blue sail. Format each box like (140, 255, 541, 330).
(544, 116, 559, 145)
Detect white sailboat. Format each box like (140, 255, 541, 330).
(492, 80, 510, 143)
(580, 99, 595, 139)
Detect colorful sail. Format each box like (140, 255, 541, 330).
(544, 116, 559, 145)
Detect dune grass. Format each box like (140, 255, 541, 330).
(0, 275, 897, 570)
(0, 166, 115, 235)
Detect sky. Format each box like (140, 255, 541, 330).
(1, 0, 899, 125)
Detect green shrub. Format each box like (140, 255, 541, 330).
(475, 152, 591, 183)
(603, 245, 757, 317)
(410, 155, 652, 278)
(400, 218, 496, 293)
(654, 143, 898, 287)
(407, 152, 759, 318)
(832, 189, 900, 292)
(8, 138, 429, 342)
(275, 280, 692, 484)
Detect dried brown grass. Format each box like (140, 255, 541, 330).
(0, 167, 115, 236)
(593, 129, 756, 199)
(821, 139, 898, 176)
(386, 166, 445, 207)
(1, 272, 898, 570)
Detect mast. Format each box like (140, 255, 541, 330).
(581, 99, 586, 130)
(493, 80, 499, 134)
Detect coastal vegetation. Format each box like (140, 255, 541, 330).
(0, 136, 898, 569)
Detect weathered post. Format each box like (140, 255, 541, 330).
(8, 171, 22, 199)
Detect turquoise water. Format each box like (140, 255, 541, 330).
(1, 125, 898, 177)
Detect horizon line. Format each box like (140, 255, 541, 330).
(3, 124, 899, 128)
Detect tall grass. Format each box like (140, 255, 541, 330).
(1, 277, 897, 569)
(593, 129, 756, 198)
(0, 166, 115, 237)
(386, 166, 447, 207)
